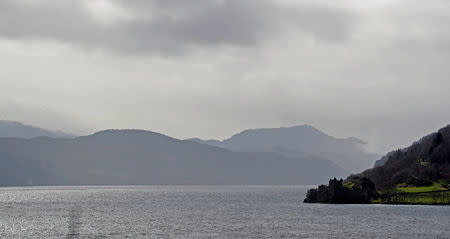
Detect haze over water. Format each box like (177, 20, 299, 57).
(1, 186, 449, 238)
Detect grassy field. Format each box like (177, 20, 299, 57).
(368, 181, 450, 204)
(345, 180, 450, 204)
(388, 191, 450, 204)
(376, 181, 450, 204)
(396, 182, 447, 193)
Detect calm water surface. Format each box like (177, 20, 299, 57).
(0, 186, 449, 238)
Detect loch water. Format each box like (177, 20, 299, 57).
(1, 185, 449, 238)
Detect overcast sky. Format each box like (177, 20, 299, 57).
(0, 0, 449, 153)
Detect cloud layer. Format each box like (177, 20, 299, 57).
(0, 0, 354, 54)
(0, 0, 449, 153)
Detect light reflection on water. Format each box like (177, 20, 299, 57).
(0, 186, 449, 238)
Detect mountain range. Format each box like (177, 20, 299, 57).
(0, 129, 348, 186)
(189, 125, 379, 172)
(0, 120, 74, 139)
(0, 121, 379, 186)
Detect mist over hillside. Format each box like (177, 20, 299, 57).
(189, 125, 379, 173)
(0, 120, 74, 139)
(0, 129, 348, 186)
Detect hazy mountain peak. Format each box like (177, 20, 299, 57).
(87, 129, 178, 143)
(92, 129, 161, 136)
(227, 124, 329, 142)
(189, 125, 379, 172)
(0, 120, 74, 139)
(290, 124, 322, 131)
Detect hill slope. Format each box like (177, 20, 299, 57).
(189, 125, 379, 172)
(355, 125, 450, 189)
(0, 120, 74, 139)
(0, 129, 347, 186)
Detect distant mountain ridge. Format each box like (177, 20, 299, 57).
(0, 120, 74, 139)
(189, 125, 379, 172)
(0, 129, 348, 186)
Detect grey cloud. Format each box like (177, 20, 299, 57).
(0, 0, 355, 55)
(288, 5, 355, 42)
(3, 0, 449, 154)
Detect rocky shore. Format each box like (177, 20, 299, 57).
(304, 177, 378, 204)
